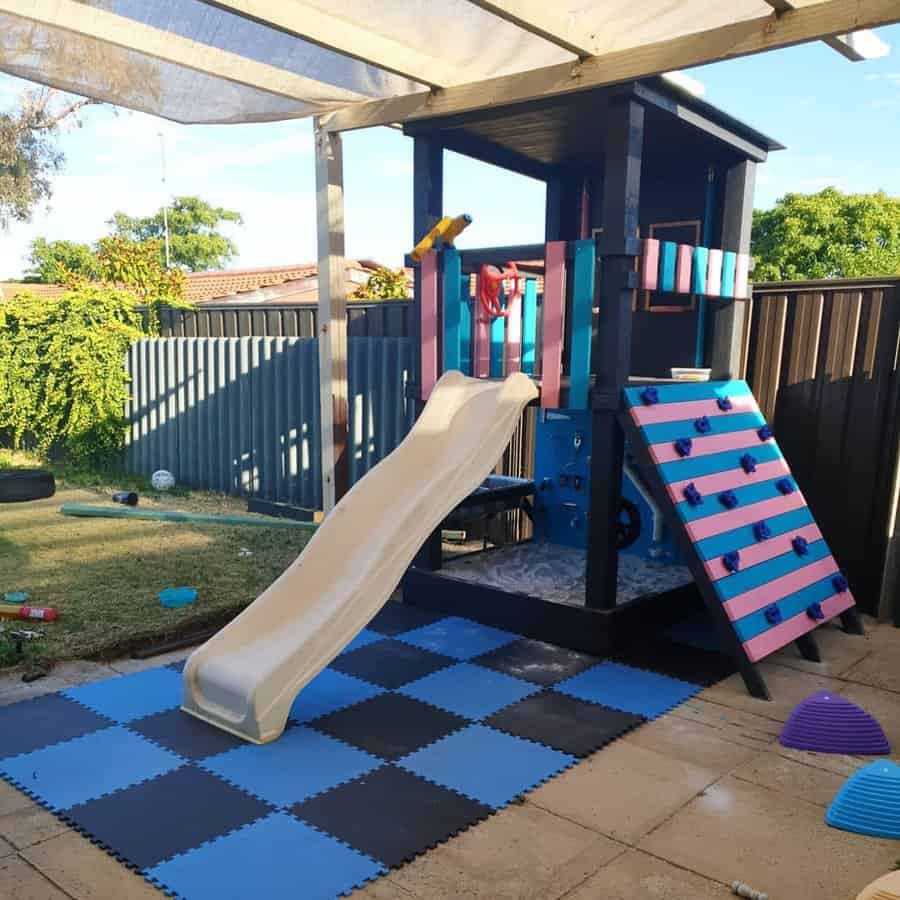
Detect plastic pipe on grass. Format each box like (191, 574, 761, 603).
(59, 504, 318, 530)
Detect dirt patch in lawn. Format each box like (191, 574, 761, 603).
(0, 486, 310, 673)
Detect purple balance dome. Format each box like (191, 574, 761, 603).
(779, 691, 889, 755)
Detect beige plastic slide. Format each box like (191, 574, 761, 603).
(182, 370, 539, 743)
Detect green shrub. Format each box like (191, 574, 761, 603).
(0, 285, 144, 461)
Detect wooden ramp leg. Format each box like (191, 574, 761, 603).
(839, 607, 865, 635)
(738, 659, 771, 700)
(794, 632, 822, 663)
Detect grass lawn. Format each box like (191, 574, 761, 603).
(0, 455, 311, 673)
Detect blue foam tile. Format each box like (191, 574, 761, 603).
(557, 662, 700, 719)
(288, 669, 384, 724)
(148, 812, 384, 900)
(63, 666, 182, 724)
(341, 628, 385, 655)
(398, 616, 518, 660)
(399, 663, 540, 720)
(0, 726, 183, 811)
(203, 725, 380, 807)
(399, 724, 573, 809)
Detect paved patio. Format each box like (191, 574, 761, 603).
(1, 618, 898, 900)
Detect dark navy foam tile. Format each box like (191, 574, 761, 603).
(165, 659, 187, 674)
(472, 638, 601, 686)
(202, 726, 379, 807)
(0, 694, 111, 760)
(398, 616, 519, 660)
(399, 662, 539, 720)
(613, 638, 735, 687)
(486, 692, 644, 758)
(329, 638, 456, 689)
(400, 724, 573, 808)
(128, 708, 246, 761)
(313, 693, 468, 762)
(148, 812, 384, 900)
(662, 614, 722, 654)
(366, 602, 446, 637)
(558, 662, 700, 719)
(64, 765, 272, 870)
(293, 764, 491, 868)
(288, 668, 384, 725)
(341, 628, 385, 655)
(0, 726, 183, 810)
(63, 667, 182, 724)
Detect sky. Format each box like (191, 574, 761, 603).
(1, 23, 899, 279)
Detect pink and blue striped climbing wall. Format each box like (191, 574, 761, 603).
(623, 380, 856, 663)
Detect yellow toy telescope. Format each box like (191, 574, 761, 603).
(410, 214, 472, 262)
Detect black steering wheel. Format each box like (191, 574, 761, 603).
(617, 498, 642, 550)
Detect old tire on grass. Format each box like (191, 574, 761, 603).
(0, 469, 56, 503)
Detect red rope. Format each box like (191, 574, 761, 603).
(478, 263, 521, 319)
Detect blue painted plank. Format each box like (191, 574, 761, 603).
(735, 575, 841, 642)
(624, 379, 751, 407)
(695, 506, 816, 561)
(716, 538, 830, 601)
(569, 239, 594, 409)
(660, 241, 677, 292)
(442, 248, 462, 372)
(721, 251, 736, 299)
(677, 477, 793, 524)
(642, 410, 765, 444)
(658, 440, 783, 484)
(522, 279, 537, 375)
(459, 279, 472, 375)
(490, 292, 505, 378)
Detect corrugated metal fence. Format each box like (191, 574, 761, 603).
(124, 336, 415, 508)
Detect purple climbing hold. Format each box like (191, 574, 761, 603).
(792, 535, 810, 556)
(740, 453, 757, 474)
(641, 386, 659, 406)
(753, 521, 772, 542)
(717, 396, 732, 412)
(694, 416, 711, 434)
(674, 437, 693, 458)
(683, 483, 703, 507)
(775, 478, 795, 495)
(764, 604, 783, 625)
(780, 691, 889, 755)
(718, 490, 739, 509)
(833, 573, 849, 594)
(806, 602, 825, 620)
(758, 424, 774, 441)
(722, 550, 740, 573)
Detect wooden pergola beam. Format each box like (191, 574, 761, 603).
(323, 0, 900, 132)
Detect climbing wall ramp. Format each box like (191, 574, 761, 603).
(622, 380, 857, 670)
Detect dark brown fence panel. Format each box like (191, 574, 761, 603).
(748, 278, 900, 616)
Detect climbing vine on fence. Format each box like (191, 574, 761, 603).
(0, 285, 144, 461)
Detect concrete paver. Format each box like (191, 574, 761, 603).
(0, 854, 71, 899)
(730, 748, 855, 807)
(766, 620, 871, 678)
(0, 806, 69, 851)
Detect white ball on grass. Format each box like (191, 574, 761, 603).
(151, 469, 176, 491)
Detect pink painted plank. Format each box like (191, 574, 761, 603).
(744, 592, 855, 662)
(473, 311, 491, 378)
(734, 253, 750, 299)
(707, 248, 723, 297)
(504, 282, 522, 375)
(668, 458, 790, 505)
(420, 250, 439, 400)
(630, 394, 758, 426)
(541, 241, 566, 408)
(723, 556, 839, 622)
(706, 523, 823, 581)
(650, 428, 773, 465)
(675, 244, 693, 294)
(685, 491, 807, 543)
(641, 238, 659, 291)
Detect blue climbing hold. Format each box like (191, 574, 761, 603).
(753, 521, 772, 542)
(717, 396, 732, 412)
(722, 550, 741, 573)
(832, 574, 849, 594)
(683, 483, 703, 507)
(674, 437, 693, 458)
(806, 602, 825, 620)
(764, 604, 783, 625)
(641, 386, 659, 406)
(776, 478, 795, 495)
(718, 490, 739, 509)
(739, 453, 757, 474)
(159, 587, 198, 609)
(758, 424, 774, 441)
(792, 535, 810, 556)
(827, 759, 900, 839)
(694, 416, 711, 434)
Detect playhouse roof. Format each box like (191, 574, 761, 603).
(1, 1, 894, 128)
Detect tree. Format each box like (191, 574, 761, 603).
(25, 238, 100, 283)
(351, 266, 411, 300)
(752, 188, 900, 281)
(0, 87, 98, 229)
(108, 196, 243, 271)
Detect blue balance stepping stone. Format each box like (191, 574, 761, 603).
(827, 759, 900, 839)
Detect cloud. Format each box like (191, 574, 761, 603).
(170, 133, 312, 178)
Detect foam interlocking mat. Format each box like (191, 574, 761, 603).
(0, 603, 733, 899)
